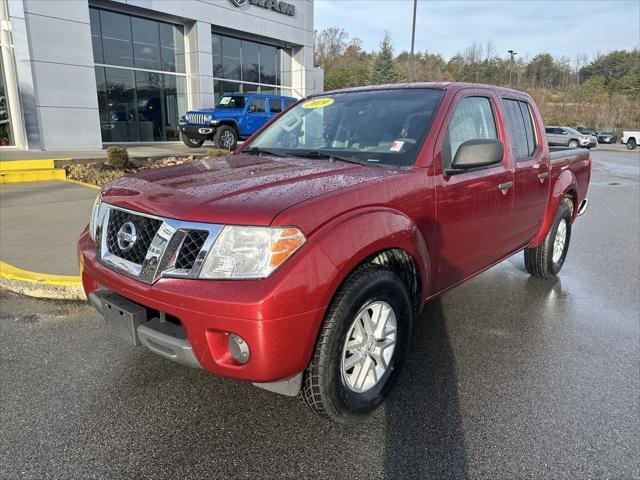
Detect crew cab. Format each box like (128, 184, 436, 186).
(78, 83, 591, 423)
(179, 93, 296, 150)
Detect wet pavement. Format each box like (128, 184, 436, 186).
(1, 150, 638, 479)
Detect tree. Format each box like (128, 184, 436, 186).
(368, 33, 403, 85)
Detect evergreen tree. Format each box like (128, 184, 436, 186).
(368, 33, 403, 85)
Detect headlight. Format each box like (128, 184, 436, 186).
(199, 226, 306, 279)
(89, 196, 102, 242)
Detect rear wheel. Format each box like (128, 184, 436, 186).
(181, 134, 204, 148)
(299, 265, 413, 423)
(524, 200, 573, 278)
(214, 125, 238, 150)
(568, 139, 579, 149)
(627, 138, 637, 150)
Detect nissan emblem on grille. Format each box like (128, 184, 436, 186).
(116, 221, 137, 251)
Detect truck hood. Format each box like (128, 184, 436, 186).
(100, 155, 396, 226)
(188, 108, 244, 118)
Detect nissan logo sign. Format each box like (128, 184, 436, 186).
(229, 0, 295, 17)
(116, 221, 138, 251)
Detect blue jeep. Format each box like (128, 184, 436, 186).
(178, 93, 297, 150)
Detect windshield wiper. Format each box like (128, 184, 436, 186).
(242, 147, 283, 157)
(287, 150, 363, 166)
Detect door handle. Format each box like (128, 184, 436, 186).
(538, 172, 549, 180)
(498, 181, 513, 190)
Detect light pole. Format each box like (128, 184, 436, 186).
(507, 49, 517, 86)
(410, 0, 417, 81)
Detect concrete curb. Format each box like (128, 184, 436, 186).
(593, 147, 638, 154)
(0, 261, 85, 301)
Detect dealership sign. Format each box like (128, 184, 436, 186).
(229, 0, 296, 17)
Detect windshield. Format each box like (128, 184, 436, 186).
(245, 88, 445, 168)
(566, 127, 582, 135)
(217, 95, 246, 109)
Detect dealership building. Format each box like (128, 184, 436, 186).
(0, 0, 322, 150)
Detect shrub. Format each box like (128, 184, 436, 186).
(66, 163, 124, 187)
(207, 148, 233, 157)
(106, 146, 130, 169)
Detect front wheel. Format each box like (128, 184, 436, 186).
(299, 265, 413, 423)
(181, 134, 204, 148)
(627, 138, 637, 150)
(524, 200, 573, 278)
(568, 139, 579, 149)
(214, 125, 238, 150)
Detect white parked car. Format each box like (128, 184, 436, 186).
(621, 130, 639, 150)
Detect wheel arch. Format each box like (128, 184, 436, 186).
(530, 169, 578, 247)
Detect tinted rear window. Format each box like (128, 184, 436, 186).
(503, 99, 537, 160)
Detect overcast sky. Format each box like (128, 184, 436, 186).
(314, 0, 640, 61)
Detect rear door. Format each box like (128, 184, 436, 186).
(433, 90, 515, 292)
(245, 97, 269, 134)
(502, 98, 550, 246)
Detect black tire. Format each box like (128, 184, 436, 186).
(299, 265, 413, 423)
(627, 138, 637, 150)
(524, 200, 573, 278)
(181, 134, 204, 148)
(568, 139, 579, 149)
(214, 125, 238, 150)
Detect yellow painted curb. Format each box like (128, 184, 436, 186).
(0, 168, 67, 183)
(0, 159, 55, 171)
(0, 261, 85, 300)
(64, 178, 100, 189)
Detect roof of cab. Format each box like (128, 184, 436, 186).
(321, 82, 532, 99)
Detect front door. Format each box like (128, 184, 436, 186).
(433, 92, 515, 292)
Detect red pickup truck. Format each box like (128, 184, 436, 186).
(78, 83, 591, 423)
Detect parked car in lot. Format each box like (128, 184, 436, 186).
(577, 126, 597, 137)
(179, 93, 297, 150)
(621, 130, 639, 149)
(545, 125, 597, 148)
(79, 83, 591, 423)
(596, 129, 618, 144)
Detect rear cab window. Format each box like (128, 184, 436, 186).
(503, 99, 538, 160)
(442, 96, 498, 170)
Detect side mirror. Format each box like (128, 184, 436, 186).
(448, 139, 504, 174)
(248, 105, 257, 113)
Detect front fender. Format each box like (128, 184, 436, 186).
(530, 168, 577, 247)
(311, 207, 431, 307)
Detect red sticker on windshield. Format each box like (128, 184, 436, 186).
(390, 141, 404, 152)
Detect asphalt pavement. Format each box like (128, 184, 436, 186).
(1, 150, 638, 479)
(0, 180, 97, 275)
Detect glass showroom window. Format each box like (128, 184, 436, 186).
(90, 8, 186, 142)
(0, 53, 14, 146)
(212, 33, 293, 102)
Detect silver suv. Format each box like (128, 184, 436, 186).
(545, 126, 597, 149)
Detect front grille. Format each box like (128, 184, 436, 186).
(105, 209, 163, 265)
(175, 231, 208, 270)
(186, 113, 210, 125)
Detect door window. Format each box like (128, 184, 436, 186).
(249, 98, 266, 113)
(269, 99, 283, 114)
(503, 99, 537, 160)
(442, 96, 498, 169)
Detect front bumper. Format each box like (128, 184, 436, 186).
(178, 124, 216, 140)
(79, 228, 331, 384)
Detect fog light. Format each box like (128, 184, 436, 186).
(228, 334, 250, 364)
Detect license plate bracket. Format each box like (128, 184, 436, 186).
(100, 292, 148, 346)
